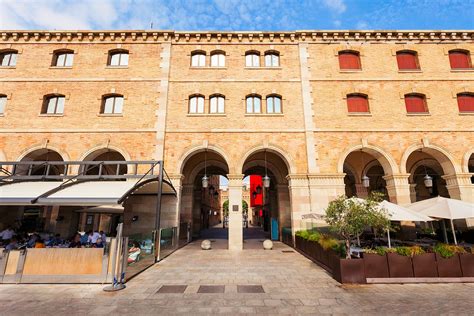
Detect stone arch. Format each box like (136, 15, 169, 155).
(177, 144, 231, 175)
(462, 149, 474, 173)
(242, 159, 286, 184)
(238, 144, 294, 176)
(78, 144, 131, 162)
(17, 144, 70, 162)
(337, 144, 398, 175)
(186, 159, 229, 185)
(400, 143, 460, 175)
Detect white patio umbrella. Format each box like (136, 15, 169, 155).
(377, 200, 433, 248)
(407, 196, 474, 245)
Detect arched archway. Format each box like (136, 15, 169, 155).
(241, 148, 291, 244)
(18, 148, 65, 176)
(179, 148, 230, 243)
(81, 148, 128, 176)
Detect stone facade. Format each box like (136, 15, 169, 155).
(1, 30, 473, 248)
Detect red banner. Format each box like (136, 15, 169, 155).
(250, 175, 263, 207)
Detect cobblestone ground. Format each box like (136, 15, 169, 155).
(0, 233, 473, 315)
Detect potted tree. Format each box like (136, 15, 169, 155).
(325, 193, 391, 284)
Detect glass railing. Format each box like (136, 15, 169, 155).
(125, 231, 156, 279)
(158, 227, 177, 261)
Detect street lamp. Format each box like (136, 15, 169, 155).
(362, 175, 370, 188)
(202, 149, 208, 188)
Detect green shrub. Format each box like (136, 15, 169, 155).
(318, 234, 339, 250)
(295, 230, 311, 239)
(307, 231, 321, 242)
(394, 246, 425, 257)
(433, 244, 466, 258)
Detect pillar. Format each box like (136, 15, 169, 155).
(443, 173, 474, 227)
(168, 174, 184, 238)
(308, 173, 346, 214)
(227, 174, 243, 251)
(383, 174, 412, 205)
(354, 184, 369, 198)
(276, 184, 291, 236)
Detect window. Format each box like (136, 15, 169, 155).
(246, 95, 261, 113)
(191, 51, 206, 67)
(396, 50, 419, 70)
(338, 51, 361, 70)
(210, 51, 225, 67)
(457, 93, 474, 113)
(347, 94, 369, 113)
(245, 51, 260, 67)
(189, 95, 205, 113)
(449, 50, 472, 69)
(108, 50, 129, 66)
(264, 51, 279, 67)
(266, 95, 282, 113)
(404, 94, 428, 114)
(210, 95, 225, 113)
(0, 50, 18, 67)
(42, 95, 65, 114)
(102, 95, 124, 114)
(0, 95, 6, 114)
(52, 50, 74, 67)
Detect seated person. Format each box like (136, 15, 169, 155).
(34, 238, 46, 248)
(27, 234, 39, 248)
(48, 233, 63, 246)
(127, 241, 141, 263)
(0, 226, 15, 242)
(80, 232, 89, 245)
(93, 238, 104, 248)
(5, 237, 19, 251)
(69, 234, 82, 248)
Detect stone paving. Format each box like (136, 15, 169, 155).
(0, 233, 473, 315)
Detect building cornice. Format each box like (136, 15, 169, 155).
(1, 30, 473, 44)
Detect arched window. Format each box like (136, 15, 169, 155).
(266, 95, 282, 113)
(449, 50, 472, 69)
(42, 94, 65, 114)
(210, 51, 225, 67)
(108, 49, 129, 66)
(0, 49, 18, 67)
(0, 94, 6, 115)
(245, 51, 260, 67)
(246, 95, 261, 113)
(210, 94, 225, 113)
(346, 94, 369, 113)
(101, 94, 124, 114)
(404, 93, 428, 114)
(338, 50, 361, 70)
(189, 95, 205, 113)
(457, 93, 474, 113)
(396, 50, 419, 70)
(264, 51, 280, 67)
(52, 49, 74, 67)
(191, 51, 206, 67)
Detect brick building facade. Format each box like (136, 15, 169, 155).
(0, 30, 473, 250)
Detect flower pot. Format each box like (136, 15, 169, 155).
(335, 258, 366, 284)
(459, 253, 474, 277)
(295, 235, 303, 251)
(363, 253, 389, 278)
(387, 253, 414, 277)
(436, 253, 462, 277)
(412, 253, 438, 277)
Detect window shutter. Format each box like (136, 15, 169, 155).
(457, 94, 474, 112)
(405, 95, 427, 113)
(397, 52, 418, 70)
(347, 95, 369, 113)
(449, 51, 471, 69)
(339, 52, 360, 69)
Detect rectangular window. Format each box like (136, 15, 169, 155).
(265, 54, 279, 67)
(396, 52, 418, 70)
(1, 53, 17, 66)
(189, 97, 204, 113)
(109, 53, 128, 66)
(405, 96, 427, 113)
(103, 96, 123, 114)
(246, 54, 259, 67)
(449, 51, 471, 69)
(347, 96, 369, 113)
(211, 54, 225, 67)
(246, 97, 261, 113)
(56, 53, 74, 67)
(458, 94, 474, 112)
(0, 97, 6, 114)
(267, 97, 282, 113)
(338, 52, 361, 70)
(46, 97, 65, 114)
(191, 54, 206, 67)
(246, 97, 253, 113)
(210, 97, 225, 113)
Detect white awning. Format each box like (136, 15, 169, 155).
(0, 178, 176, 206)
(0, 181, 63, 205)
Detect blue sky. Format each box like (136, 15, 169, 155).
(1, 0, 473, 30)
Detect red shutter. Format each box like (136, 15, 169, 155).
(249, 175, 263, 207)
(449, 51, 471, 69)
(347, 95, 369, 113)
(457, 94, 474, 112)
(339, 52, 360, 69)
(397, 52, 418, 70)
(405, 95, 427, 113)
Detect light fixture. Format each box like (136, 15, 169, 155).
(263, 150, 270, 188)
(360, 149, 370, 188)
(420, 154, 433, 189)
(202, 149, 208, 188)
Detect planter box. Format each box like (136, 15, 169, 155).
(334, 258, 366, 284)
(387, 253, 414, 277)
(436, 253, 462, 277)
(412, 253, 438, 277)
(363, 253, 389, 278)
(459, 253, 474, 277)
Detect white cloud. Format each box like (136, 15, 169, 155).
(333, 20, 341, 27)
(321, 0, 346, 14)
(356, 21, 368, 29)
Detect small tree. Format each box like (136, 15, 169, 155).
(324, 193, 390, 259)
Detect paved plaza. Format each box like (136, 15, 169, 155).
(0, 231, 473, 315)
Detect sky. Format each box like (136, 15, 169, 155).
(0, 0, 473, 31)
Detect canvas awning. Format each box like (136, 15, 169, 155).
(0, 178, 176, 206)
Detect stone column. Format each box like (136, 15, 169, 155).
(308, 173, 346, 214)
(227, 174, 243, 251)
(276, 184, 291, 237)
(443, 173, 474, 227)
(409, 184, 417, 203)
(383, 174, 412, 205)
(354, 184, 369, 198)
(192, 188, 202, 237)
(168, 174, 184, 237)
